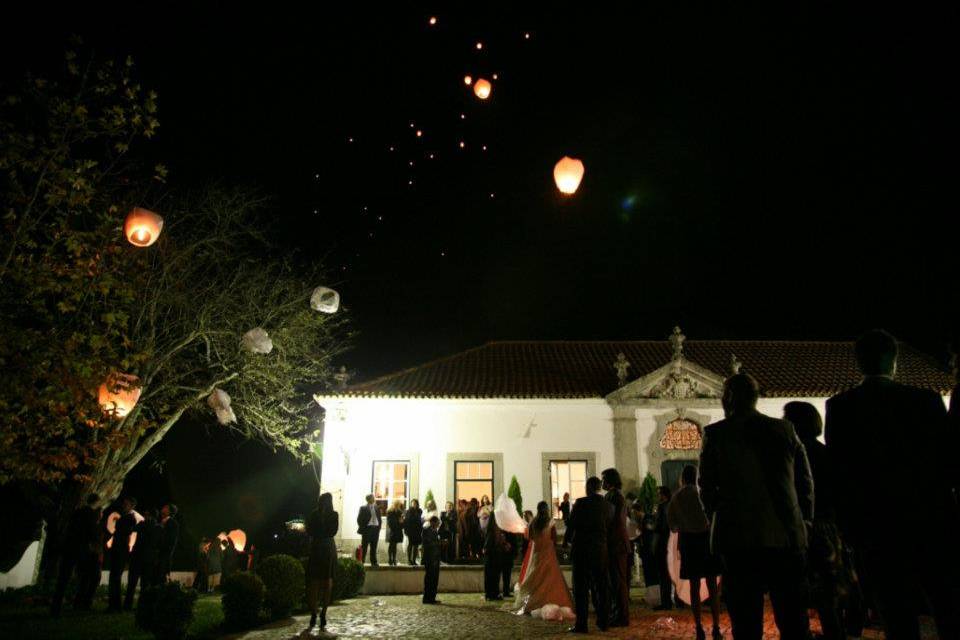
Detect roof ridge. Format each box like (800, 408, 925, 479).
(347, 341, 491, 391)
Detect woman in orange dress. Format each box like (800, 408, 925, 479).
(514, 501, 574, 616)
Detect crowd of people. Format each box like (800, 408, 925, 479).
(50, 497, 179, 616)
(308, 330, 960, 639)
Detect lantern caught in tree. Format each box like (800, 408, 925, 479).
(553, 156, 585, 195)
(98, 373, 142, 418)
(123, 207, 164, 247)
(208, 388, 236, 425)
(241, 327, 273, 354)
(310, 286, 340, 313)
(473, 78, 492, 100)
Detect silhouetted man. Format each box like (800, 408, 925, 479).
(422, 516, 442, 604)
(108, 496, 138, 612)
(158, 503, 179, 581)
(356, 494, 381, 567)
(653, 486, 673, 610)
(51, 494, 102, 616)
(699, 374, 813, 640)
(124, 509, 162, 609)
(825, 330, 959, 640)
(564, 475, 612, 634)
(602, 467, 630, 627)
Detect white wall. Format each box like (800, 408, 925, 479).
(318, 397, 614, 545)
(0, 540, 41, 590)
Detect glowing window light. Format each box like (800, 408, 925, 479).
(659, 419, 703, 450)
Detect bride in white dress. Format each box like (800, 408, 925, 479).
(512, 501, 575, 619)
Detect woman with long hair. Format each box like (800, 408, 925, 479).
(403, 498, 423, 565)
(386, 500, 404, 566)
(306, 492, 338, 631)
(514, 501, 574, 616)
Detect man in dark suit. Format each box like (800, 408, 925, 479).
(825, 330, 959, 640)
(51, 493, 102, 616)
(158, 503, 179, 582)
(601, 468, 631, 627)
(356, 494, 381, 567)
(124, 509, 163, 609)
(699, 373, 813, 640)
(422, 516, 442, 604)
(564, 476, 612, 634)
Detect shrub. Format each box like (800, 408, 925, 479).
(508, 475, 522, 513)
(135, 582, 198, 640)
(423, 489, 436, 511)
(332, 556, 365, 600)
(637, 472, 659, 515)
(258, 553, 305, 619)
(221, 572, 265, 630)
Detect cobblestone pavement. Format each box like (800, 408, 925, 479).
(230, 590, 935, 640)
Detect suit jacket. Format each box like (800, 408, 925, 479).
(604, 488, 631, 556)
(422, 526, 441, 563)
(564, 493, 613, 562)
(699, 409, 813, 554)
(160, 517, 179, 558)
(825, 376, 953, 548)
(357, 504, 380, 535)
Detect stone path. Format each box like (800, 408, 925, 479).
(230, 590, 934, 640)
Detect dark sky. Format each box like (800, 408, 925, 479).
(4, 4, 957, 556)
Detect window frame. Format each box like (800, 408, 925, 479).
(549, 459, 589, 518)
(453, 459, 495, 504)
(371, 459, 411, 515)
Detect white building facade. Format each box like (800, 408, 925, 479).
(315, 329, 951, 552)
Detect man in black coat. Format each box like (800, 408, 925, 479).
(124, 509, 163, 609)
(158, 503, 179, 582)
(51, 494, 102, 616)
(356, 494, 381, 567)
(652, 486, 673, 610)
(563, 476, 612, 634)
(107, 496, 138, 612)
(483, 514, 508, 600)
(422, 516, 442, 604)
(825, 330, 959, 640)
(699, 373, 813, 640)
(601, 468, 630, 627)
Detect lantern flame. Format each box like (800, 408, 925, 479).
(473, 78, 492, 100)
(98, 373, 142, 418)
(553, 156, 585, 195)
(123, 207, 164, 247)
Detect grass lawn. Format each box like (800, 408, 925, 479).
(0, 593, 224, 640)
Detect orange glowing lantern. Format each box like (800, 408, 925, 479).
(123, 207, 164, 247)
(428, 16, 437, 26)
(463, 75, 473, 85)
(553, 156, 585, 195)
(473, 78, 492, 100)
(98, 373, 142, 418)
(219, 529, 248, 551)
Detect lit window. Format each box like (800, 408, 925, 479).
(550, 461, 587, 518)
(455, 461, 493, 503)
(372, 461, 409, 514)
(659, 419, 702, 450)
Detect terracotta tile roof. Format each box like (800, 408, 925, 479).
(336, 340, 953, 399)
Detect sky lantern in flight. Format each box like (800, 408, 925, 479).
(98, 373, 142, 418)
(123, 207, 164, 247)
(310, 286, 340, 313)
(219, 529, 248, 551)
(473, 78, 492, 100)
(463, 75, 473, 85)
(553, 156, 585, 195)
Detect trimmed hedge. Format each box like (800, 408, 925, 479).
(135, 582, 198, 640)
(333, 556, 365, 600)
(221, 572, 265, 630)
(259, 554, 305, 618)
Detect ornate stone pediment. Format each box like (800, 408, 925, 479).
(606, 357, 725, 404)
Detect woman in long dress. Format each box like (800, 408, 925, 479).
(514, 501, 574, 616)
(306, 492, 338, 631)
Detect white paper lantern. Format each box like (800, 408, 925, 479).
(241, 327, 273, 354)
(207, 388, 237, 425)
(553, 156, 585, 195)
(310, 286, 340, 313)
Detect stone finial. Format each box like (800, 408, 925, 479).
(669, 326, 686, 360)
(730, 354, 742, 375)
(333, 365, 351, 389)
(613, 353, 631, 386)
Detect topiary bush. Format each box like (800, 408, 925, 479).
(332, 556, 365, 600)
(221, 571, 265, 630)
(258, 553, 305, 619)
(637, 472, 659, 515)
(508, 475, 522, 513)
(135, 582, 198, 640)
(423, 489, 436, 511)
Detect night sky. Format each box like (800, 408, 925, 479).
(4, 5, 957, 559)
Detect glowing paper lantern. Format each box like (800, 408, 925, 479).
(207, 388, 236, 425)
(428, 16, 437, 26)
(463, 75, 473, 85)
(123, 207, 164, 247)
(98, 373, 141, 418)
(473, 78, 492, 100)
(241, 327, 273, 354)
(553, 156, 585, 195)
(310, 286, 340, 313)
(227, 529, 247, 551)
